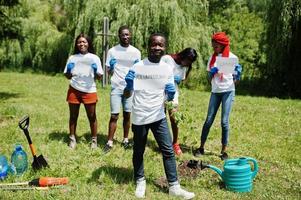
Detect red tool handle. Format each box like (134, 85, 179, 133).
(38, 177, 69, 187)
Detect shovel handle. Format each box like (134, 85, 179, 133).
(19, 115, 30, 130)
(18, 115, 37, 156)
(0, 186, 49, 191)
(38, 177, 69, 187)
(0, 182, 29, 186)
(19, 115, 33, 144)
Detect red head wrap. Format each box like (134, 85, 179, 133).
(209, 32, 230, 68)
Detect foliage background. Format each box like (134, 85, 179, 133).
(0, 0, 301, 98)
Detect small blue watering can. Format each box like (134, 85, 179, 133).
(204, 157, 258, 192)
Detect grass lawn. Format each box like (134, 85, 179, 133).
(0, 72, 300, 200)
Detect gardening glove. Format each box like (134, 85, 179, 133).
(108, 58, 117, 71)
(66, 62, 75, 74)
(125, 70, 135, 91)
(209, 67, 219, 76)
(233, 64, 242, 81)
(91, 63, 97, 74)
(174, 75, 182, 84)
(133, 59, 139, 65)
(165, 83, 176, 101)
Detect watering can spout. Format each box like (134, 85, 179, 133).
(208, 165, 223, 178)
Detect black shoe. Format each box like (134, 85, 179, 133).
(193, 147, 205, 157)
(220, 152, 228, 160)
(122, 141, 133, 149)
(103, 143, 112, 154)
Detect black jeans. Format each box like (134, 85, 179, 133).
(132, 118, 178, 184)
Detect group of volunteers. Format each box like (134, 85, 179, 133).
(63, 25, 242, 199)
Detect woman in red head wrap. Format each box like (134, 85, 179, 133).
(209, 32, 230, 67)
(194, 32, 242, 160)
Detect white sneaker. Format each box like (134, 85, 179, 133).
(135, 179, 146, 198)
(69, 135, 76, 149)
(169, 184, 195, 199)
(91, 137, 97, 149)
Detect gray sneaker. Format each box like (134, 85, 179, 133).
(169, 184, 195, 199)
(220, 152, 229, 160)
(193, 147, 204, 157)
(122, 141, 133, 149)
(69, 135, 77, 149)
(102, 143, 112, 154)
(91, 137, 97, 149)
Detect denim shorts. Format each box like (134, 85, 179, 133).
(110, 87, 133, 114)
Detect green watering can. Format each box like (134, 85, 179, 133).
(204, 157, 258, 192)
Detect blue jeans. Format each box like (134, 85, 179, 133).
(132, 118, 178, 184)
(201, 91, 235, 146)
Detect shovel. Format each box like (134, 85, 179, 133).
(0, 177, 68, 191)
(186, 160, 208, 170)
(18, 115, 49, 170)
(0, 177, 68, 187)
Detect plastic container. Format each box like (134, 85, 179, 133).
(11, 145, 28, 175)
(0, 155, 9, 180)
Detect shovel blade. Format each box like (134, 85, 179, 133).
(32, 155, 49, 170)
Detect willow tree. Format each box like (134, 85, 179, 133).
(0, 0, 20, 39)
(208, 0, 267, 80)
(62, 0, 211, 89)
(265, 0, 301, 98)
(0, 0, 71, 72)
(0, 0, 22, 69)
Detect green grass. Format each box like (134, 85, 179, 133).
(0, 72, 300, 200)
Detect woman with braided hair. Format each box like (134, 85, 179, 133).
(161, 48, 198, 156)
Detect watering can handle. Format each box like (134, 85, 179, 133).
(247, 157, 258, 179)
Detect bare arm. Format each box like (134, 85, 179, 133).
(207, 71, 213, 83)
(95, 73, 102, 80)
(123, 88, 133, 98)
(64, 73, 72, 79)
(185, 66, 192, 79)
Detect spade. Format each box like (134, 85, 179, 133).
(18, 115, 49, 170)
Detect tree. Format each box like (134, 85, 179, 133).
(265, 0, 301, 98)
(208, 0, 267, 80)
(0, 0, 20, 39)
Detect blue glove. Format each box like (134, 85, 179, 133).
(174, 75, 182, 84)
(125, 70, 135, 91)
(109, 58, 117, 71)
(91, 63, 97, 73)
(66, 62, 75, 73)
(165, 83, 176, 101)
(133, 59, 139, 64)
(209, 67, 218, 76)
(234, 64, 242, 81)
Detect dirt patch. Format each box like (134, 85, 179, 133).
(178, 160, 202, 178)
(154, 160, 202, 189)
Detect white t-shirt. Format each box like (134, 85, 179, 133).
(64, 53, 103, 93)
(106, 44, 141, 89)
(130, 58, 174, 125)
(161, 55, 186, 105)
(207, 52, 238, 93)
